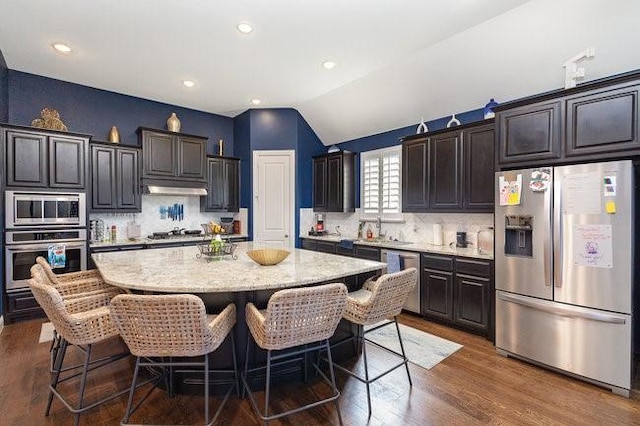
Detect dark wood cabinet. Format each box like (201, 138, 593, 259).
(139, 128, 206, 182)
(312, 152, 355, 212)
(354, 245, 380, 261)
(90, 143, 140, 212)
(429, 131, 463, 210)
(421, 254, 493, 338)
(316, 241, 337, 254)
(4, 126, 88, 189)
(402, 120, 494, 213)
(4, 290, 44, 323)
(496, 71, 640, 168)
(201, 157, 240, 212)
(402, 137, 429, 212)
(463, 123, 495, 211)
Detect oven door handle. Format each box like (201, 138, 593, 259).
(6, 242, 86, 251)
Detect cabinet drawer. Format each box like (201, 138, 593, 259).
(316, 241, 337, 254)
(456, 258, 492, 278)
(336, 246, 354, 257)
(422, 254, 454, 272)
(7, 290, 42, 312)
(301, 239, 317, 251)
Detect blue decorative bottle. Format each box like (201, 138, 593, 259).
(483, 98, 499, 119)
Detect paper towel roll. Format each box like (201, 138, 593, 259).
(433, 224, 443, 246)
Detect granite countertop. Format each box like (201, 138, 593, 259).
(90, 233, 249, 248)
(92, 241, 385, 293)
(301, 235, 494, 260)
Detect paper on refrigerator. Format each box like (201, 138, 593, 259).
(498, 174, 522, 206)
(573, 224, 612, 268)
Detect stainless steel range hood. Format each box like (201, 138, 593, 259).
(144, 185, 208, 196)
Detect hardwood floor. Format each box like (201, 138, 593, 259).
(1, 314, 639, 425)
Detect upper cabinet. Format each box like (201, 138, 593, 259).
(201, 156, 240, 212)
(496, 71, 640, 168)
(90, 142, 141, 212)
(3, 125, 89, 189)
(402, 120, 495, 213)
(312, 151, 355, 212)
(138, 128, 207, 182)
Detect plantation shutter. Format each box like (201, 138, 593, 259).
(361, 147, 402, 217)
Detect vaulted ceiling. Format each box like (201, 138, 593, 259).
(2, 0, 640, 145)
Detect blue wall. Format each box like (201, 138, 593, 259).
(0, 50, 7, 123)
(7, 71, 234, 154)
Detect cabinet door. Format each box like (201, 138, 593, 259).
(224, 159, 240, 212)
(498, 100, 561, 165)
(454, 273, 490, 332)
(177, 136, 206, 180)
(203, 158, 224, 211)
(566, 83, 640, 157)
(316, 241, 337, 254)
(301, 238, 317, 251)
(463, 124, 495, 211)
(422, 268, 454, 320)
(116, 148, 140, 210)
(6, 130, 48, 187)
(91, 145, 116, 210)
(402, 138, 429, 212)
(354, 245, 380, 261)
(49, 135, 86, 188)
(142, 131, 175, 177)
(326, 154, 344, 212)
(313, 157, 328, 212)
(429, 131, 463, 210)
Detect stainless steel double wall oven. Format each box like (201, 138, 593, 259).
(4, 191, 87, 292)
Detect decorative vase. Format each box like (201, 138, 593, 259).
(167, 113, 181, 132)
(446, 114, 461, 128)
(108, 126, 120, 143)
(218, 139, 224, 156)
(483, 98, 499, 119)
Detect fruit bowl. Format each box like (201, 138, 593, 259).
(246, 248, 290, 266)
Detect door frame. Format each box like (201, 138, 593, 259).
(252, 150, 296, 247)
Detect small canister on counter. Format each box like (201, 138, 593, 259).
(110, 225, 117, 243)
(233, 220, 241, 235)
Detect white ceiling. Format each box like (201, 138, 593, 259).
(2, 0, 640, 145)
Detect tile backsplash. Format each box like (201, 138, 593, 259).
(90, 195, 247, 240)
(300, 208, 493, 248)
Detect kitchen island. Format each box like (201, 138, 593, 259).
(92, 242, 386, 394)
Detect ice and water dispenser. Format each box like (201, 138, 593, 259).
(504, 215, 533, 257)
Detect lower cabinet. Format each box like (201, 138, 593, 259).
(422, 254, 494, 339)
(4, 290, 44, 323)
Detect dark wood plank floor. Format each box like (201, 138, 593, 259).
(1, 314, 639, 425)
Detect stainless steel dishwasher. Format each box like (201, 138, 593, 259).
(380, 249, 420, 314)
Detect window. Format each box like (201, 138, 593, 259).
(360, 146, 402, 219)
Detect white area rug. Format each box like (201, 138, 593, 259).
(365, 322, 462, 370)
(39, 322, 55, 344)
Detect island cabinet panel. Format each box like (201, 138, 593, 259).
(429, 132, 463, 210)
(421, 254, 494, 339)
(312, 152, 355, 213)
(139, 128, 207, 182)
(201, 157, 240, 212)
(463, 124, 495, 211)
(91, 143, 140, 212)
(565, 82, 640, 157)
(4, 127, 88, 189)
(402, 119, 494, 213)
(497, 100, 562, 165)
(402, 137, 429, 212)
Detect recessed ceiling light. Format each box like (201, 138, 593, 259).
(237, 22, 254, 34)
(251, 98, 262, 106)
(182, 80, 195, 88)
(322, 61, 337, 70)
(52, 42, 72, 54)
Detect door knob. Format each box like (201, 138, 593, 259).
(284, 234, 289, 238)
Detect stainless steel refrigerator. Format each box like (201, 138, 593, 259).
(495, 160, 634, 397)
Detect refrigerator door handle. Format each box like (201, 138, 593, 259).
(497, 292, 626, 324)
(553, 170, 563, 289)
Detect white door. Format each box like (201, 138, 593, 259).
(252, 150, 295, 247)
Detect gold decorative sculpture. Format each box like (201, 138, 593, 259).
(31, 108, 68, 132)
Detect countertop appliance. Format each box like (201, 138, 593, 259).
(381, 249, 420, 314)
(495, 160, 634, 396)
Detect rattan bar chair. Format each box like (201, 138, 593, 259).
(331, 267, 418, 418)
(109, 294, 238, 426)
(241, 283, 348, 425)
(28, 276, 130, 426)
(36, 256, 111, 291)
(31, 263, 125, 373)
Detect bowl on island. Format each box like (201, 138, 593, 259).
(246, 248, 290, 266)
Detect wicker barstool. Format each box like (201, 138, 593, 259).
(109, 294, 238, 426)
(31, 262, 125, 373)
(28, 276, 130, 426)
(36, 256, 111, 291)
(242, 283, 348, 425)
(332, 267, 418, 417)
